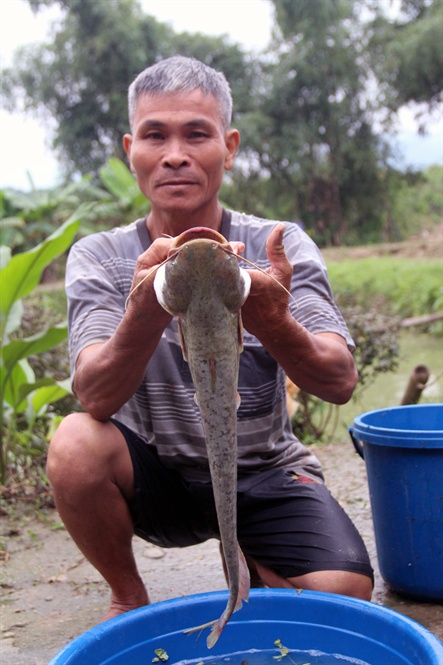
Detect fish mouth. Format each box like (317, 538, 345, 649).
(171, 227, 228, 249)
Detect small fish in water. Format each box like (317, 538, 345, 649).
(153, 227, 252, 648)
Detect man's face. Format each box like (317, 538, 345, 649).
(123, 89, 239, 217)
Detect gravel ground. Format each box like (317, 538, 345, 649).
(1, 441, 442, 664)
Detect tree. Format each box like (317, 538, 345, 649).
(232, 0, 389, 245)
(2, 0, 169, 174)
(1, 0, 257, 176)
(2, 0, 438, 245)
(369, 0, 443, 122)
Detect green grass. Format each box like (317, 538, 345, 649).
(327, 256, 442, 319)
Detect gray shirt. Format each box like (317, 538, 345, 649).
(66, 210, 353, 482)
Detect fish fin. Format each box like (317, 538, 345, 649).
(193, 392, 199, 407)
(237, 311, 244, 352)
(237, 545, 251, 609)
(177, 319, 188, 361)
(236, 392, 241, 410)
(183, 619, 217, 637)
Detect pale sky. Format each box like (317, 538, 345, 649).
(0, 0, 441, 190)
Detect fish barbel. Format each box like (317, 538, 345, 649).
(153, 227, 251, 648)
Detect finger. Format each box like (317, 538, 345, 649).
(266, 224, 292, 283)
(228, 241, 245, 256)
(137, 237, 173, 270)
(266, 224, 287, 265)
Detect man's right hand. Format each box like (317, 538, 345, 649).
(126, 237, 175, 322)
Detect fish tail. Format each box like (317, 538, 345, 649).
(206, 614, 227, 649)
(206, 546, 251, 649)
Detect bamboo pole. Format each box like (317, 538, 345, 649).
(400, 364, 430, 405)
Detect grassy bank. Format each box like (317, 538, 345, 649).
(327, 256, 442, 321)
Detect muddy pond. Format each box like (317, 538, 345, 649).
(331, 330, 442, 439)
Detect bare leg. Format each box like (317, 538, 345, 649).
(220, 546, 371, 599)
(46, 413, 148, 620)
(252, 560, 373, 600)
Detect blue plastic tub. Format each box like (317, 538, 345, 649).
(49, 589, 442, 664)
(349, 403, 443, 601)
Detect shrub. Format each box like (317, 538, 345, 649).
(0, 208, 88, 483)
(291, 307, 401, 445)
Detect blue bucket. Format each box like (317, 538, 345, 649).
(49, 589, 442, 664)
(349, 403, 443, 601)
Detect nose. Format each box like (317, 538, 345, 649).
(162, 139, 190, 169)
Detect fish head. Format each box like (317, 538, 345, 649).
(154, 227, 251, 316)
(169, 227, 229, 251)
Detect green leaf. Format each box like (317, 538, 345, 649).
(1, 359, 35, 410)
(17, 377, 58, 408)
(152, 648, 169, 662)
(0, 204, 90, 322)
(0, 245, 11, 268)
(99, 158, 136, 203)
(273, 638, 291, 659)
(2, 324, 68, 371)
(0, 217, 26, 247)
(0, 216, 26, 229)
(46, 414, 65, 440)
(30, 378, 71, 417)
(99, 157, 145, 206)
(3, 300, 24, 339)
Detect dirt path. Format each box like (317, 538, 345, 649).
(321, 222, 443, 261)
(1, 441, 442, 664)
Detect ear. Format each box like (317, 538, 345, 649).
(224, 129, 240, 171)
(123, 134, 134, 171)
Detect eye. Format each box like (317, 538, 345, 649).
(188, 130, 208, 140)
(145, 131, 165, 141)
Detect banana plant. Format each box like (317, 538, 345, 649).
(0, 205, 90, 483)
(99, 157, 148, 209)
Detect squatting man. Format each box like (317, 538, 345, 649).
(47, 56, 373, 622)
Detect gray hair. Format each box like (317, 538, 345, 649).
(128, 56, 233, 130)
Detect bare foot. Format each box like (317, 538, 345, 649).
(102, 586, 150, 622)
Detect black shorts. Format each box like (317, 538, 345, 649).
(113, 420, 373, 582)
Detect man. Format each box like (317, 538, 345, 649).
(47, 56, 373, 622)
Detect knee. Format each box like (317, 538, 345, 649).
(47, 414, 133, 503)
(47, 413, 88, 486)
(46, 413, 110, 490)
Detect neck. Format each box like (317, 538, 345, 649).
(146, 202, 224, 241)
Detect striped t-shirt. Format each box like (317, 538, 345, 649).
(66, 210, 353, 482)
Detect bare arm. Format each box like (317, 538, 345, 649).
(73, 238, 173, 420)
(240, 224, 358, 405)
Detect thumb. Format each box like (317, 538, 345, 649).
(266, 223, 290, 273)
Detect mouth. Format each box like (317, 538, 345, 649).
(157, 179, 199, 187)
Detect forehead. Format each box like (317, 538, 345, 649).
(131, 89, 224, 130)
